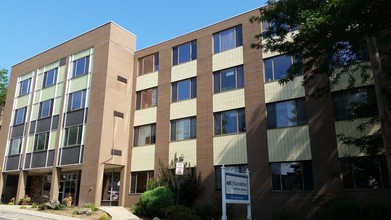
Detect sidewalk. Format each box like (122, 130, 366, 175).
(0, 205, 141, 220)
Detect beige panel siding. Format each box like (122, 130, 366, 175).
(69, 74, 89, 93)
(58, 66, 66, 83)
(213, 133, 247, 165)
(171, 60, 197, 82)
(264, 76, 305, 103)
(26, 135, 34, 153)
(331, 64, 374, 92)
(267, 125, 312, 162)
(213, 89, 245, 112)
(35, 74, 43, 91)
(170, 99, 197, 120)
(73, 48, 91, 60)
(33, 91, 40, 104)
(45, 61, 59, 72)
(16, 95, 29, 108)
(49, 131, 57, 150)
(262, 31, 298, 59)
(212, 46, 243, 71)
(30, 104, 39, 121)
(53, 97, 62, 115)
(131, 145, 155, 171)
(20, 72, 33, 81)
(335, 119, 380, 157)
(136, 72, 158, 91)
(55, 83, 64, 97)
(134, 107, 157, 126)
(41, 86, 56, 101)
(169, 139, 197, 166)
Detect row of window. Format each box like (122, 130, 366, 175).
(130, 156, 390, 194)
(8, 125, 83, 155)
(138, 26, 243, 76)
(136, 65, 244, 110)
(18, 56, 90, 96)
(134, 108, 245, 146)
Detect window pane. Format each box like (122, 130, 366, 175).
(221, 110, 237, 134)
(213, 34, 220, 54)
(235, 26, 243, 47)
(213, 72, 220, 93)
(214, 113, 221, 135)
(220, 29, 235, 52)
(238, 109, 246, 132)
(44, 68, 57, 87)
(190, 117, 196, 139)
(176, 119, 190, 141)
(221, 69, 236, 92)
(15, 108, 25, 125)
(173, 47, 179, 66)
(264, 59, 273, 82)
(143, 55, 154, 74)
(137, 125, 151, 145)
(40, 100, 51, 118)
(267, 104, 277, 129)
(276, 101, 297, 127)
(273, 55, 292, 80)
(35, 133, 48, 151)
(237, 66, 244, 88)
(172, 83, 177, 102)
(177, 79, 191, 101)
(9, 138, 22, 155)
(66, 127, 79, 146)
(154, 54, 159, 71)
(71, 91, 82, 110)
(296, 99, 307, 125)
(191, 78, 197, 99)
(178, 43, 191, 64)
(20, 79, 30, 95)
(136, 172, 148, 193)
(171, 121, 176, 141)
(73, 57, 87, 77)
(280, 163, 303, 190)
(191, 41, 197, 60)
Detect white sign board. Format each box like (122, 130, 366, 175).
(175, 162, 184, 175)
(221, 166, 252, 220)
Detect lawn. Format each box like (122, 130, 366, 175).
(27, 206, 111, 219)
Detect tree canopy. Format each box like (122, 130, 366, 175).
(251, 0, 391, 178)
(0, 68, 8, 108)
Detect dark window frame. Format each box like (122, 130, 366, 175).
(134, 124, 156, 146)
(130, 171, 154, 194)
(68, 90, 87, 112)
(64, 125, 83, 147)
(173, 41, 197, 65)
(214, 164, 248, 191)
(214, 65, 244, 93)
(213, 26, 243, 54)
(267, 98, 307, 129)
(138, 53, 159, 75)
(19, 78, 31, 96)
(170, 117, 197, 141)
(172, 78, 197, 102)
(264, 55, 300, 82)
(14, 107, 26, 125)
(214, 108, 246, 135)
(39, 99, 53, 119)
(271, 160, 314, 191)
(136, 87, 158, 110)
(9, 137, 22, 156)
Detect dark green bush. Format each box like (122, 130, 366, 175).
(327, 199, 360, 220)
(361, 202, 388, 220)
(272, 207, 298, 220)
(139, 186, 174, 218)
(194, 204, 219, 220)
(164, 205, 200, 220)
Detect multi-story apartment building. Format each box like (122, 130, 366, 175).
(0, 8, 389, 219)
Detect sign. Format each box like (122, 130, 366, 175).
(221, 166, 252, 220)
(175, 162, 184, 175)
(225, 173, 249, 202)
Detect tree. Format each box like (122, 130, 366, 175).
(250, 0, 391, 181)
(0, 68, 8, 126)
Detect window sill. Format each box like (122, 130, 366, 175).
(170, 138, 196, 143)
(71, 72, 90, 79)
(33, 149, 48, 153)
(17, 93, 30, 98)
(214, 132, 246, 137)
(213, 87, 244, 95)
(172, 59, 197, 67)
(267, 124, 307, 130)
(135, 106, 157, 111)
(133, 143, 155, 147)
(42, 84, 56, 89)
(171, 97, 196, 104)
(213, 46, 243, 55)
(137, 71, 158, 77)
(62, 145, 81, 148)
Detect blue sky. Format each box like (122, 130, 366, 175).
(0, 0, 266, 75)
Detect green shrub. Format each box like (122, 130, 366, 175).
(361, 202, 388, 220)
(20, 205, 27, 209)
(7, 202, 13, 205)
(164, 205, 200, 220)
(327, 199, 360, 220)
(147, 178, 161, 191)
(31, 203, 38, 208)
(38, 203, 47, 210)
(194, 204, 219, 220)
(99, 213, 111, 220)
(138, 186, 174, 218)
(55, 203, 66, 210)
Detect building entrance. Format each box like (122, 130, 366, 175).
(58, 172, 80, 205)
(101, 170, 120, 206)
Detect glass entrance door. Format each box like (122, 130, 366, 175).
(58, 172, 80, 205)
(101, 171, 120, 206)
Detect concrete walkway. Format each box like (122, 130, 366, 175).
(99, 206, 141, 220)
(0, 205, 141, 220)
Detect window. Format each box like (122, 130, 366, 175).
(138, 53, 159, 75)
(39, 99, 53, 119)
(267, 98, 307, 129)
(19, 78, 31, 96)
(136, 87, 158, 110)
(333, 86, 377, 120)
(64, 126, 83, 147)
(213, 26, 243, 54)
(271, 161, 314, 191)
(215, 165, 248, 191)
(43, 68, 57, 88)
(72, 56, 90, 78)
(261, 21, 297, 38)
(68, 90, 86, 111)
(130, 171, 154, 193)
(341, 156, 390, 189)
(34, 132, 49, 151)
(172, 78, 196, 102)
(9, 138, 22, 156)
(14, 107, 26, 125)
(214, 108, 245, 135)
(134, 124, 156, 146)
(171, 117, 196, 141)
(173, 41, 197, 65)
(214, 65, 244, 93)
(264, 55, 301, 82)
